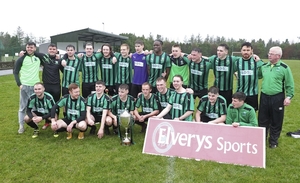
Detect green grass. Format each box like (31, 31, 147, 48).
(1, 60, 300, 183)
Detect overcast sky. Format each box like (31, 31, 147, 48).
(1, 0, 299, 43)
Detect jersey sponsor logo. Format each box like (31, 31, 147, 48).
(216, 66, 229, 72)
(173, 103, 182, 110)
(118, 109, 125, 115)
(240, 70, 253, 76)
(68, 109, 79, 115)
(85, 62, 96, 66)
(93, 107, 103, 112)
(152, 64, 163, 69)
(190, 69, 203, 76)
(143, 107, 153, 113)
(65, 66, 75, 71)
(102, 64, 112, 69)
(37, 108, 47, 114)
(134, 61, 144, 67)
(206, 113, 219, 119)
(160, 102, 168, 108)
(119, 62, 129, 67)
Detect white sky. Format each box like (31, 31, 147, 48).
(1, 0, 299, 43)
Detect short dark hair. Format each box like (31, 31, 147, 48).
(66, 44, 75, 50)
(26, 42, 36, 47)
(119, 84, 129, 90)
(208, 86, 219, 94)
(173, 74, 183, 81)
(95, 80, 106, 86)
(156, 76, 166, 83)
(192, 47, 202, 53)
(142, 82, 152, 89)
(48, 43, 57, 48)
(154, 39, 163, 45)
(219, 43, 229, 51)
(84, 42, 94, 49)
(34, 82, 44, 87)
(241, 42, 252, 49)
(135, 40, 144, 45)
(232, 92, 246, 101)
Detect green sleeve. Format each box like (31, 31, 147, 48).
(239, 109, 258, 127)
(135, 96, 141, 108)
(225, 106, 233, 125)
(80, 100, 86, 112)
(285, 66, 295, 98)
(183, 55, 190, 64)
(152, 95, 159, 110)
(94, 52, 103, 59)
(188, 94, 194, 111)
(165, 55, 171, 68)
(57, 97, 66, 108)
(130, 98, 135, 112)
(197, 100, 204, 111)
(256, 60, 264, 68)
(146, 55, 150, 65)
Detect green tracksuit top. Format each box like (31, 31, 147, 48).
(226, 103, 257, 127)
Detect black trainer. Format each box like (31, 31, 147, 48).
(90, 126, 96, 135)
(104, 126, 110, 135)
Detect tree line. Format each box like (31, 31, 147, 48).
(1, 26, 300, 60)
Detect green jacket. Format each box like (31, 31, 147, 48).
(226, 103, 257, 127)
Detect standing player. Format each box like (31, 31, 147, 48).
(156, 75, 194, 121)
(209, 43, 238, 107)
(61, 45, 82, 96)
(235, 42, 264, 110)
(80, 43, 101, 98)
(146, 39, 171, 93)
(51, 83, 87, 140)
(188, 47, 211, 100)
(195, 86, 227, 124)
(258, 46, 294, 148)
(131, 40, 148, 99)
(99, 43, 116, 96)
(108, 84, 135, 134)
(14, 42, 42, 133)
(169, 44, 190, 88)
(86, 80, 111, 138)
(24, 82, 56, 138)
(114, 44, 132, 92)
(134, 82, 160, 132)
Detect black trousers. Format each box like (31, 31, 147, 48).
(258, 92, 285, 145)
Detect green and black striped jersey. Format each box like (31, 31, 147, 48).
(209, 55, 238, 91)
(235, 57, 264, 96)
(189, 58, 211, 91)
(110, 94, 135, 115)
(114, 53, 132, 84)
(57, 94, 86, 121)
(62, 57, 81, 88)
(197, 95, 227, 119)
(146, 52, 171, 87)
(99, 57, 116, 86)
(86, 93, 110, 116)
(81, 53, 103, 83)
(168, 92, 194, 121)
(26, 92, 55, 118)
(135, 93, 159, 114)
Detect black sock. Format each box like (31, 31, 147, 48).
(91, 125, 96, 130)
(27, 121, 38, 129)
(56, 127, 66, 132)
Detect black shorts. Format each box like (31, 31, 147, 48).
(130, 84, 142, 98)
(219, 90, 233, 107)
(61, 118, 76, 127)
(82, 82, 95, 98)
(193, 89, 208, 100)
(91, 114, 102, 123)
(106, 85, 116, 96)
(245, 95, 258, 111)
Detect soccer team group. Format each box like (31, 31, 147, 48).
(13, 39, 294, 148)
